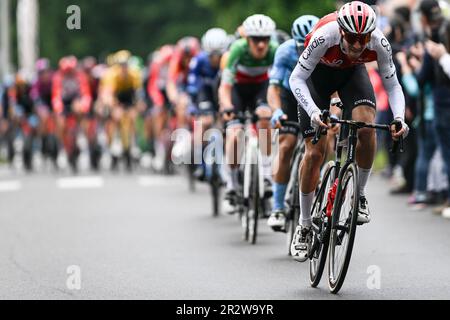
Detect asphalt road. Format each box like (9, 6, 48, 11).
(0, 167, 450, 300)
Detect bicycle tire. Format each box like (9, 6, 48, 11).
(286, 143, 304, 255)
(309, 161, 335, 288)
(211, 163, 220, 217)
(249, 164, 259, 245)
(328, 163, 359, 294)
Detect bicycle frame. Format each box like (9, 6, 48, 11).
(241, 119, 265, 201)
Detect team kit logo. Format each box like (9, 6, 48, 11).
(302, 36, 325, 60)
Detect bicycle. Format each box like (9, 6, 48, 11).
(307, 109, 404, 294)
(226, 111, 271, 245)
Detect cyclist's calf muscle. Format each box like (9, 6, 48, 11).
(300, 136, 328, 194)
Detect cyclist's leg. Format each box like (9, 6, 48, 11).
(296, 69, 335, 227)
(224, 84, 245, 196)
(272, 87, 300, 211)
(339, 64, 377, 199)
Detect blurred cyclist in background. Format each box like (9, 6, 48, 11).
(167, 37, 200, 159)
(186, 28, 229, 180)
(100, 50, 142, 171)
(30, 58, 58, 168)
(52, 55, 92, 173)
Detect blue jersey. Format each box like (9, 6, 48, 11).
(186, 51, 219, 98)
(269, 39, 301, 91)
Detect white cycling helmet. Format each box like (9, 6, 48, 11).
(201, 28, 229, 54)
(337, 1, 377, 34)
(242, 14, 276, 37)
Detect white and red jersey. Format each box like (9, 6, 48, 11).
(290, 12, 405, 121)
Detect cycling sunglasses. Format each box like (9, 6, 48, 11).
(342, 32, 371, 46)
(249, 36, 271, 44)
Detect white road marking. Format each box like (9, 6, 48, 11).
(0, 180, 22, 192)
(137, 176, 178, 187)
(57, 176, 104, 189)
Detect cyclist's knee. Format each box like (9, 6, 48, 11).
(255, 105, 271, 123)
(304, 142, 326, 168)
(352, 105, 375, 122)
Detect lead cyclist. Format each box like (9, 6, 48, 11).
(288, 1, 409, 262)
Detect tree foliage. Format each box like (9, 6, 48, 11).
(196, 0, 336, 33)
(19, 0, 336, 64)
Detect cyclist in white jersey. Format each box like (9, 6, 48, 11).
(289, 1, 409, 262)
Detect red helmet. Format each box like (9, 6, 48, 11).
(176, 37, 200, 57)
(59, 56, 78, 73)
(337, 1, 377, 35)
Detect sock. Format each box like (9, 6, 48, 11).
(230, 168, 239, 189)
(299, 191, 315, 227)
(261, 155, 272, 180)
(273, 183, 288, 211)
(358, 166, 372, 197)
(225, 165, 234, 190)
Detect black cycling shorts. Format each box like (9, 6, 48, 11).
(298, 63, 376, 138)
(196, 85, 219, 116)
(226, 81, 269, 127)
(280, 87, 300, 136)
(116, 89, 135, 109)
(232, 81, 269, 113)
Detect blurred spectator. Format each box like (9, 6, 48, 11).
(415, 0, 450, 214)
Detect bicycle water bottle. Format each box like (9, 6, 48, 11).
(326, 179, 339, 217)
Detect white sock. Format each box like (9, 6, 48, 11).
(225, 166, 236, 190)
(230, 168, 239, 189)
(299, 191, 315, 227)
(261, 155, 272, 180)
(358, 166, 372, 197)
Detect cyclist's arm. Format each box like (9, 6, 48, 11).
(166, 54, 181, 105)
(375, 32, 406, 121)
(439, 52, 450, 77)
(219, 42, 241, 111)
(289, 33, 329, 118)
(77, 72, 92, 113)
(186, 56, 201, 100)
(147, 61, 165, 108)
(51, 72, 64, 114)
(268, 46, 287, 111)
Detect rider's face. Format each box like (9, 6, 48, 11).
(341, 30, 370, 60)
(248, 36, 270, 59)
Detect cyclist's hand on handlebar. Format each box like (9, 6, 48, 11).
(311, 110, 329, 131)
(271, 109, 287, 129)
(390, 118, 409, 140)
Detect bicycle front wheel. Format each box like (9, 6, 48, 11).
(309, 161, 336, 287)
(328, 163, 359, 294)
(248, 164, 259, 245)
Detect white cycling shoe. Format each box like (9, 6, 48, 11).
(357, 196, 371, 225)
(267, 210, 286, 232)
(290, 225, 311, 262)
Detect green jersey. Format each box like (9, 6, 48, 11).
(222, 38, 278, 85)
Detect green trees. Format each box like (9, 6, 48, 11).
(34, 0, 336, 63)
(197, 0, 336, 33)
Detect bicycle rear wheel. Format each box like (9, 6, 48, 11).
(309, 161, 335, 287)
(210, 163, 221, 217)
(248, 164, 259, 245)
(328, 163, 359, 294)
